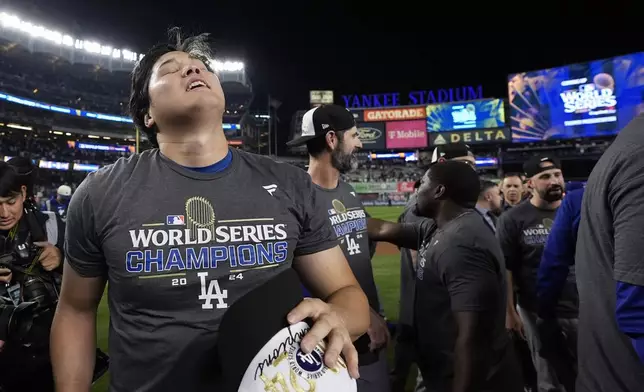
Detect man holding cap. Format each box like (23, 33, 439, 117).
(51, 31, 369, 392)
(496, 156, 577, 392)
(287, 104, 391, 392)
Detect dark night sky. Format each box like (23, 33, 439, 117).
(4, 0, 643, 150)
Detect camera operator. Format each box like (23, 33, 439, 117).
(0, 160, 64, 392)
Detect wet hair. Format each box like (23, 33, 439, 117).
(306, 131, 346, 158)
(428, 160, 480, 208)
(0, 161, 22, 198)
(128, 28, 215, 148)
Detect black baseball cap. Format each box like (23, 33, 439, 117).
(523, 156, 561, 178)
(430, 143, 473, 164)
(287, 104, 356, 147)
(217, 268, 357, 391)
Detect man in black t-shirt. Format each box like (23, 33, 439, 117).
(369, 161, 522, 392)
(287, 104, 390, 392)
(497, 156, 577, 392)
(50, 32, 370, 392)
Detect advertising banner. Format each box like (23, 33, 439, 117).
(426, 98, 506, 132)
(508, 51, 644, 142)
(385, 120, 428, 149)
(397, 181, 416, 193)
(356, 122, 386, 150)
(429, 128, 511, 145)
(363, 106, 426, 122)
(349, 182, 398, 194)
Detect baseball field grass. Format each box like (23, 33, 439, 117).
(91, 206, 407, 392)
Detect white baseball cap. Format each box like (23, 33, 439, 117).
(238, 322, 356, 391)
(216, 268, 357, 391)
(57, 185, 72, 197)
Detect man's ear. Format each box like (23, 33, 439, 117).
(434, 184, 446, 199)
(144, 113, 155, 128)
(325, 131, 337, 150)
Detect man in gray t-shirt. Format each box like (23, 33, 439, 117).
(50, 33, 370, 392)
(288, 104, 390, 392)
(576, 114, 644, 392)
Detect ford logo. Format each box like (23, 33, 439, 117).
(358, 127, 382, 142)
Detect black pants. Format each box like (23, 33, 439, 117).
(0, 345, 54, 392)
(390, 323, 417, 392)
(417, 343, 524, 392)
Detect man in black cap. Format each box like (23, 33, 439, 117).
(368, 161, 522, 392)
(496, 156, 577, 392)
(392, 142, 475, 391)
(287, 104, 391, 392)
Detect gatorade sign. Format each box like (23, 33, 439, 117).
(430, 129, 511, 145)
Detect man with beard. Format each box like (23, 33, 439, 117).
(497, 156, 577, 392)
(51, 33, 369, 391)
(501, 173, 524, 211)
(368, 161, 522, 392)
(391, 143, 475, 392)
(287, 104, 391, 392)
(476, 180, 503, 232)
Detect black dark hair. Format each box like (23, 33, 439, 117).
(413, 179, 422, 190)
(306, 130, 345, 158)
(7, 156, 35, 196)
(0, 161, 22, 198)
(503, 172, 523, 181)
(128, 28, 215, 148)
(479, 179, 498, 199)
(428, 160, 480, 208)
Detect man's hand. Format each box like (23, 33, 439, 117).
(34, 241, 62, 271)
(0, 268, 12, 283)
(367, 308, 390, 352)
(287, 298, 360, 379)
(506, 310, 525, 340)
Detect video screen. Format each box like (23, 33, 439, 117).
(508, 52, 644, 142)
(426, 98, 505, 132)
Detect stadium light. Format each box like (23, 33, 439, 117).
(0, 11, 139, 62)
(211, 60, 245, 72)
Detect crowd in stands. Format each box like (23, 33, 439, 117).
(0, 40, 130, 115)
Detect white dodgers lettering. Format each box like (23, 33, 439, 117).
(198, 272, 228, 310)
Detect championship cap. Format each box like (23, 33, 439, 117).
(57, 185, 72, 197)
(287, 105, 356, 147)
(218, 267, 357, 392)
(430, 143, 472, 164)
(523, 156, 561, 178)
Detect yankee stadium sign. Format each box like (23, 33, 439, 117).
(341, 85, 483, 109)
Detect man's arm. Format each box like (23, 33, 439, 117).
(438, 245, 502, 392)
(611, 172, 644, 363)
(367, 217, 435, 250)
(50, 177, 108, 391)
(496, 213, 522, 325)
(294, 246, 369, 340)
(537, 190, 581, 318)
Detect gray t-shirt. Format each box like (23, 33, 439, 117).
(414, 211, 510, 389)
(64, 148, 338, 392)
(314, 181, 379, 312)
(576, 115, 644, 392)
(497, 201, 578, 317)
